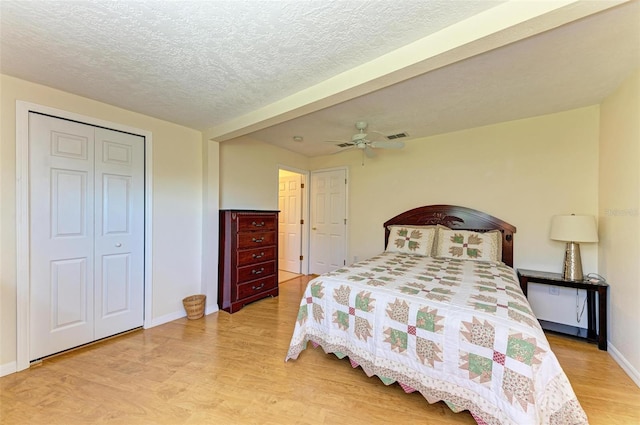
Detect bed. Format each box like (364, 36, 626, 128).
(286, 205, 587, 425)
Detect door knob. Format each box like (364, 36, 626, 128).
(312, 227, 316, 230)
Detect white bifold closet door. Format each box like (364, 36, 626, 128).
(29, 113, 144, 361)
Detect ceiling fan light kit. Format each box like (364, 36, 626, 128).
(352, 133, 368, 142)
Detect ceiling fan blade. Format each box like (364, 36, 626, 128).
(323, 140, 352, 144)
(369, 140, 405, 149)
(364, 145, 376, 158)
(331, 146, 355, 155)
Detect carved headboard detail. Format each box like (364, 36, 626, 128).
(383, 205, 517, 267)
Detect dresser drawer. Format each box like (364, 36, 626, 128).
(237, 261, 276, 284)
(237, 246, 276, 267)
(237, 214, 277, 232)
(237, 231, 276, 248)
(237, 275, 278, 301)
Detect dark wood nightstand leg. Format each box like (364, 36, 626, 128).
(519, 276, 528, 297)
(587, 291, 597, 341)
(598, 287, 608, 351)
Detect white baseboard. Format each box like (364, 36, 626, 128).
(608, 341, 640, 388)
(144, 305, 219, 329)
(145, 310, 187, 328)
(1, 361, 17, 377)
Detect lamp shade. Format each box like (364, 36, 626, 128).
(549, 214, 599, 242)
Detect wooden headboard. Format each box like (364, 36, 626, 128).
(383, 205, 517, 267)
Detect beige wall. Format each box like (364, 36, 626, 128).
(202, 140, 220, 311)
(0, 75, 204, 371)
(219, 136, 310, 210)
(599, 70, 640, 385)
(310, 107, 600, 264)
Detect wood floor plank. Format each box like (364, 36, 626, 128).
(1, 276, 638, 424)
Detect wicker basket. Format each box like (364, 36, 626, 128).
(182, 294, 206, 320)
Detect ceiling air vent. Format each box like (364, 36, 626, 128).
(386, 132, 409, 140)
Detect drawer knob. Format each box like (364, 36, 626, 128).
(252, 221, 265, 227)
(252, 267, 265, 275)
(252, 283, 265, 291)
(252, 252, 265, 259)
(252, 237, 264, 243)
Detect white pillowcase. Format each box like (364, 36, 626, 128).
(386, 225, 436, 256)
(434, 228, 502, 263)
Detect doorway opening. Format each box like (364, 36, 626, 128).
(277, 167, 309, 282)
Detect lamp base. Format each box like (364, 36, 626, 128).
(562, 242, 584, 281)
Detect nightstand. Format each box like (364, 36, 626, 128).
(517, 269, 608, 351)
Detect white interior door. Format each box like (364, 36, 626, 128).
(278, 171, 303, 273)
(30, 115, 96, 359)
(309, 169, 347, 275)
(29, 113, 144, 360)
(94, 128, 145, 339)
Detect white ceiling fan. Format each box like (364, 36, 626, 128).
(326, 121, 405, 159)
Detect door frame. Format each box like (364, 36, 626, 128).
(15, 101, 154, 371)
(277, 165, 309, 275)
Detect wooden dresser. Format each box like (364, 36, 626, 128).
(218, 210, 279, 313)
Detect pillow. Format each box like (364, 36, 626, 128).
(433, 224, 453, 249)
(386, 225, 436, 256)
(434, 228, 502, 262)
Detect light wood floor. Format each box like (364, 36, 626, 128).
(2, 275, 639, 425)
(278, 269, 302, 284)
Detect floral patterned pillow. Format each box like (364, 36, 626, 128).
(386, 225, 436, 256)
(434, 228, 502, 262)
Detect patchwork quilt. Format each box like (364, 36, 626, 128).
(285, 252, 588, 425)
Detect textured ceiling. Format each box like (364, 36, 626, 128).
(0, 0, 500, 129)
(1, 0, 639, 157)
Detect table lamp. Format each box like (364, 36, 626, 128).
(549, 214, 598, 281)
